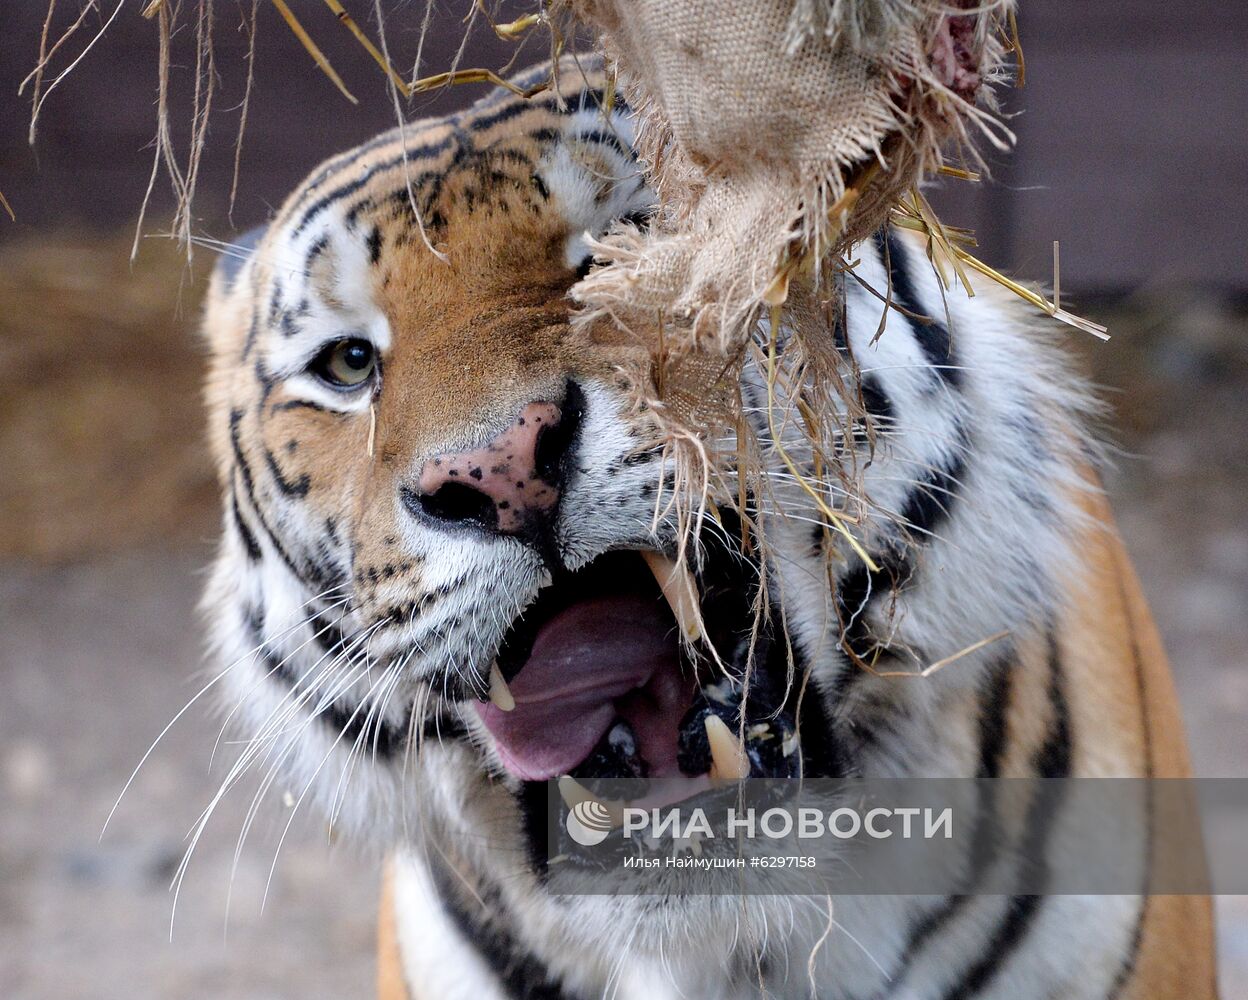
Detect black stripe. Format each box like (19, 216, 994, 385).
(517, 778, 557, 884)
(430, 864, 580, 1000)
(242, 308, 260, 359)
(1106, 905, 1148, 1000)
(937, 634, 1071, 1000)
(882, 654, 1016, 991)
(229, 409, 307, 584)
(289, 86, 597, 237)
(291, 123, 436, 205)
(281, 54, 616, 232)
(822, 289, 913, 665)
(304, 234, 329, 272)
(445, 123, 479, 177)
(568, 126, 632, 160)
(875, 229, 960, 387)
(828, 264, 963, 669)
(467, 86, 609, 135)
(415, 709, 470, 746)
(834, 558, 909, 666)
(386, 171, 445, 229)
(492, 147, 539, 171)
(256, 640, 405, 759)
(859, 373, 894, 422)
(833, 403, 968, 670)
(524, 126, 561, 147)
(572, 85, 621, 114)
(1033, 637, 1072, 780)
(976, 655, 1016, 780)
(307, 608, 352, 659)
(1106, 572, 1156, 998)
(465, 94, 548, 133)
(253, 359, 277, 401)
(270, 398, 331, 415)
(244, 602, 265, 638)
(898, 431, 967, 544)
(264, 446, 311, 498)
(291, 136, 456, 237)
(948, 895, 1045, 999)
(834, 282, 896, 429)
(790, 630, 851, 780)
(230, 488, 263, 562)
(834, 450, 965, 666)
(345, 195, 376, 229)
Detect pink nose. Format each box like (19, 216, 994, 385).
(414, 401, 565, 535)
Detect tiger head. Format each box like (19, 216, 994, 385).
(199, 55, 1090, 969)
(201, 58, 838, 910)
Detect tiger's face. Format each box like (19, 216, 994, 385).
(202, 72, 836, 935)
(208, 113, 662, 696)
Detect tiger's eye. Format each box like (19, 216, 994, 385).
(315, 338, 376, 388)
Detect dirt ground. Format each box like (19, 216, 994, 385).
(1, 240, 1245, 997)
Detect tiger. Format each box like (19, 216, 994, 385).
(199, 55, 1217, 999)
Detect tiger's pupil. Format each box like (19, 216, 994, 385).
(342, 344, 370, 370)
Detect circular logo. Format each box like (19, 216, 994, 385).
(565, 798, 614, 847)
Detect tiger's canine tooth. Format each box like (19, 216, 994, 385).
(704, 715, 750, 781)
(641, 550, 701, 642)
(489, 661, 516, 712)
(557, 775, 625, 827)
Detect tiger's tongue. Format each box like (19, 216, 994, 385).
(475, 594, 691, 781)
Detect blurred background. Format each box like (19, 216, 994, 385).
(1, 2, 1245, 997)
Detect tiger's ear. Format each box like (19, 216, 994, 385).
(211, 224, 268, 293)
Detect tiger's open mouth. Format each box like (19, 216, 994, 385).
(473, 529, 835, 808)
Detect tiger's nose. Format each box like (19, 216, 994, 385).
(410, 399, 574, 536)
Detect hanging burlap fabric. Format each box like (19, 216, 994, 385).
(555, 0, 1017, 558)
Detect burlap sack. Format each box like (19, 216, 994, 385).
(558, 0, 1015, 552)
(566, 0, 1010, 341)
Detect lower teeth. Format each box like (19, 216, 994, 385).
(704, 714, 750, 781)
(677, 676, 800, 780)
(568, 678, 801, 784)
